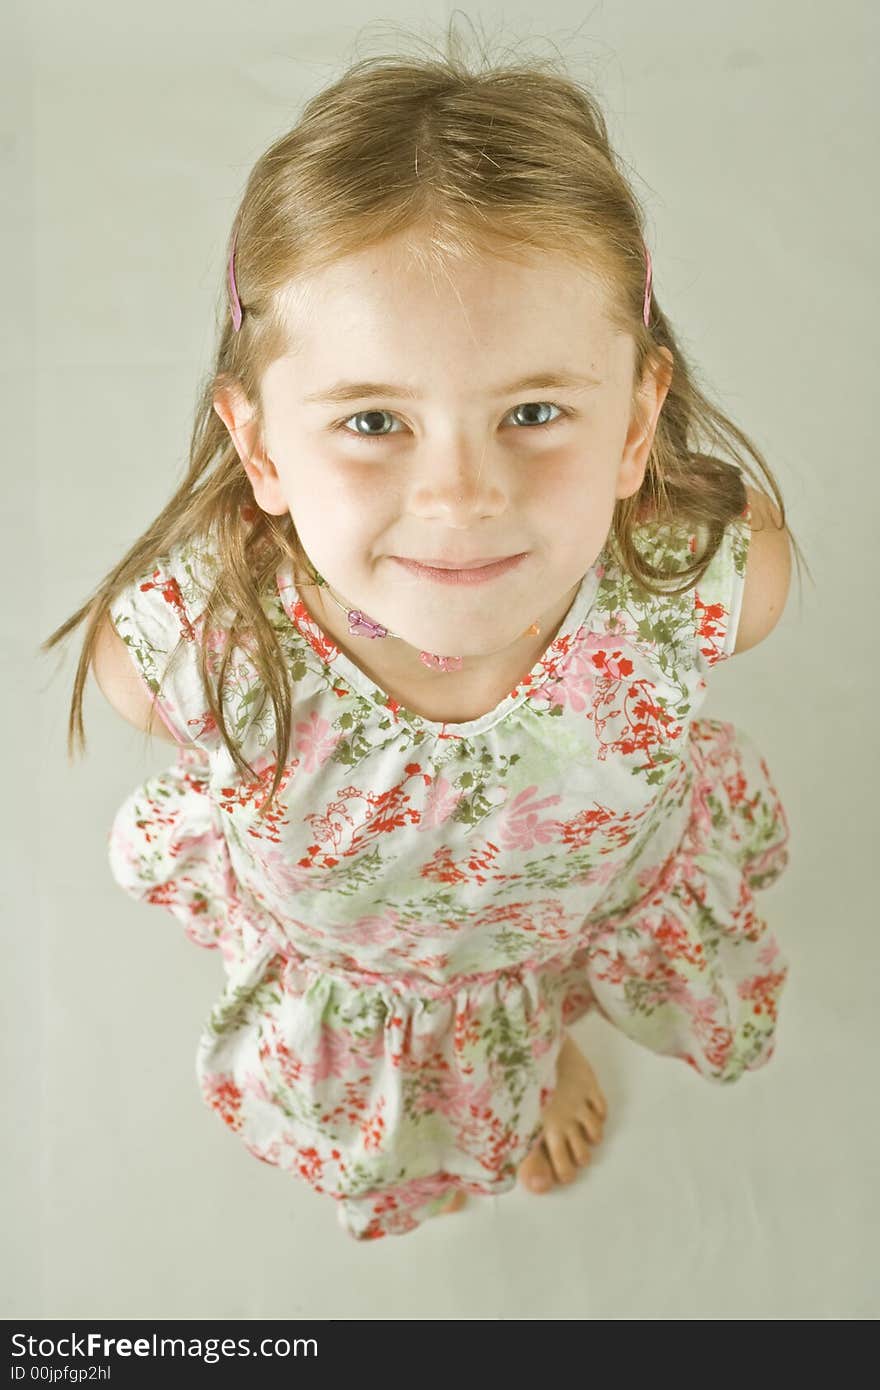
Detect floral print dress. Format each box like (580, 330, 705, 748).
(107, 486, 791, 1240)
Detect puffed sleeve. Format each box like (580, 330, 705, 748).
(693, 490, 752, 673)
(107, 532, 222, 750)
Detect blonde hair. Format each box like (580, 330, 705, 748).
(41, 17, 809, 823)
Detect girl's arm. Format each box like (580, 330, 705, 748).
(92, 613, 186, 745)
(731, 486, 792, 656)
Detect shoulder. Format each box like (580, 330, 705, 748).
(105, 529, 225, 750)
(731, 484, 792, 656)
(110, 529, 222, 634)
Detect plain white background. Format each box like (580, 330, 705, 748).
(5, 0, 877, 1318)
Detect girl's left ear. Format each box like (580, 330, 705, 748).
(617, 348, 674, 499)
(213, 387, 289, 517)
(653, 347, 674, 404)
(642, 345, 674, 449)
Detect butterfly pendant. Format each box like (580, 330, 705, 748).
(347, 610, 389, 640)
(418, 652, 464, 672)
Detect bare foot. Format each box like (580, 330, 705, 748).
(517, 1032, 608, 1194)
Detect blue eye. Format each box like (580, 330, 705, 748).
(334, 401, 570, 444)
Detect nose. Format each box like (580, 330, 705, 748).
(406, 438, 509, 524)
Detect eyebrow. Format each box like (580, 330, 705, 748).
(301, 369, 603, 405)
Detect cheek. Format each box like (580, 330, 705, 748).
(287, 470, 391, 557)
(526, 453, 599, 520)
(529, 458, 616, 548)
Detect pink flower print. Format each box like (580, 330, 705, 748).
(248, 844, 320, 897)
(497, 786, 564, 852)
(241, 1070, 273, 1106)
(307, 1025, 385, 1085)
(757, 933, 783, 969)
(338, 909, 404, 949)
(107, 822, 144, 878)
(635, 848, 672, 899)
(294, 709, 343, 773)
(419, 774, 463, 830)
(665, 973, 709, 1019)
(580, 855, 624, 892)
(202, 622, 229, 659)
(681, 988, 736, 1069)
(217, 935, 242, 970)
(436, 1073, 495, 1124)
(242, 1136, 283, 1167)
(686, 772, 718, 844)
(530, 637, 598, 714)
(598, 647, 634, 683)
(531, 1029, 557, 1062)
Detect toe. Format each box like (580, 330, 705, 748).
(518, 1142, 555, 1193)
(579, 1103, 604, 1144)
(566, 1125, 593, 1168)
(544, 1129, 577, 1184)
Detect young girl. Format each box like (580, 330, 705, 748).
(44, 34, 802, 1243)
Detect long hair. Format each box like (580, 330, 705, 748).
(40, 17, 809, 822)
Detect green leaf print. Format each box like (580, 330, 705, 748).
(205, 975, 283, 1038)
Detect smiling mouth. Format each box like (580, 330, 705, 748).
(390, 553, 529, 585)
(395, 555, 522, 569)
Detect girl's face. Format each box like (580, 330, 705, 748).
(216, 235, 671, 695)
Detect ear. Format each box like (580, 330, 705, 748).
(212, 378, 289, 517)
(615, 347, 674, 500)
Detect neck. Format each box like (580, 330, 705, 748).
(300, 571, 578, 715)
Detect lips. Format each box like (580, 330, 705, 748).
(391, 553, 528, 585)
(396, 555, 520, 569)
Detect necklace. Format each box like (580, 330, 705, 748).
(302, 558, 541, 673)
